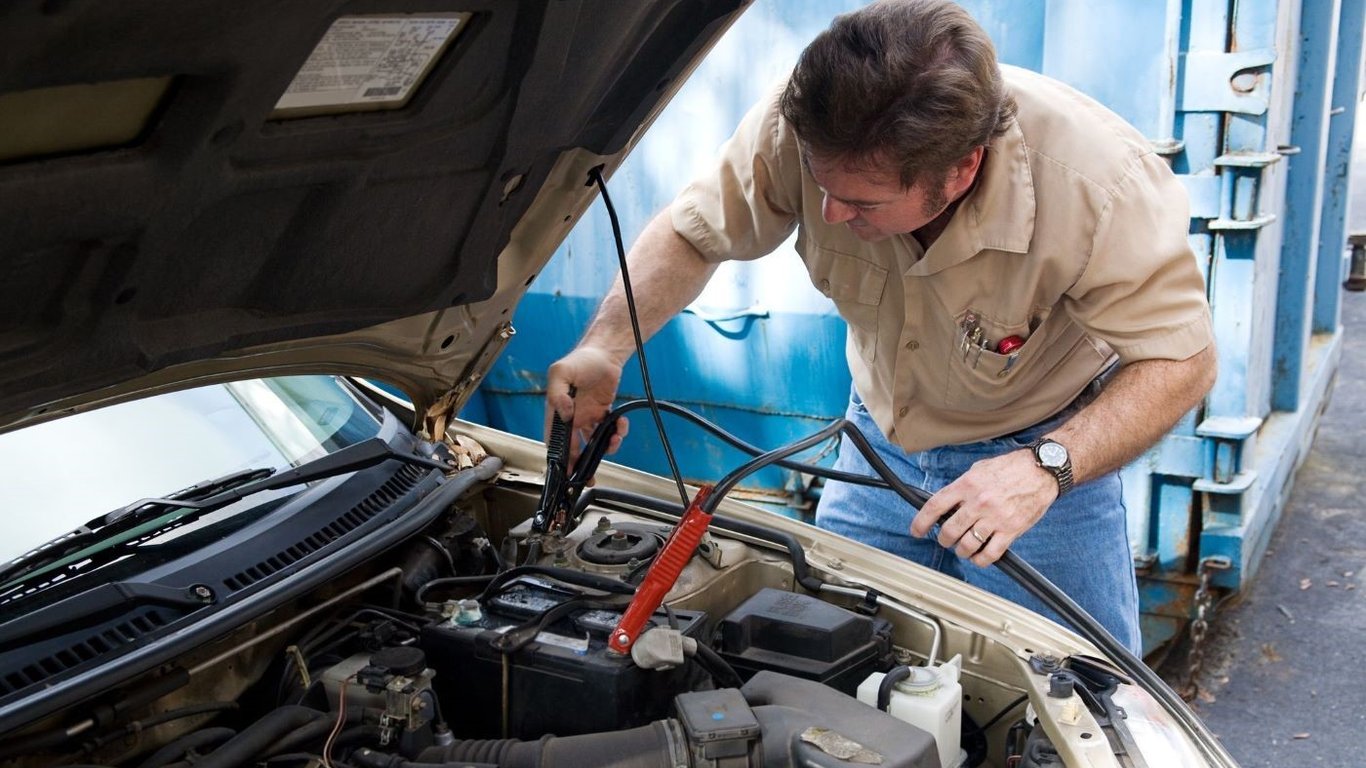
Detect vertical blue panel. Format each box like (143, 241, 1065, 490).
(1271, 0, 1341, 411)
(1207, 236, 1259, 418)
(1040, 0, 1177, 141)
(1177, 0, 1232, 173)
(1313, 0, 1366, 332)
(1185, 0, 1237, 423)
(1155, 480, 1195, 569)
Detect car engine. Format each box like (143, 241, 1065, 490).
(0, 429, 1164, 768)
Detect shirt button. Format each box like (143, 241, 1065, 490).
(904, 340, 919, 351)
(819, 279, 830, 292)
(898, 406, 909, 417)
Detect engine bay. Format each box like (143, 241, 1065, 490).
(0, 426, 1197, 768)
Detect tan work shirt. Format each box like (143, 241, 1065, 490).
(670, 66, 1214, 453)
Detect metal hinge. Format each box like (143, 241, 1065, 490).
(423, 322, 516, 440)
(1180, 49, 1277, 114)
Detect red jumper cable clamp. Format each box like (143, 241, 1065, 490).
(607, 485, 714, 654)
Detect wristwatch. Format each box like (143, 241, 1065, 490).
(1029, 438, 1073, 496)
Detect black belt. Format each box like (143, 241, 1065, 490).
(1074, 359, 1120, 410)
(1003, 359, 1119, 441)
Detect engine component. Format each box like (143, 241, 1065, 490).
(354, 671, 939, 768)
(320, 646, 438, 751)
(1016, 721, 1064, 767)
(363, 647, 437, 747)
(577, 524, 663, 566)
(857, 655, 964, 768)
(674, 688, 759, 762)
(400, 513, 498, 596)
(714, 588, 895, 694)
(631, 626, 697, 670)
(420, 580, 706, 739)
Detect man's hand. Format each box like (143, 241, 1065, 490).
(545, 346, 630, 465)
(907, 345, 1218, 567)
(543, 209, 720, 468)
(909, 450, 1058, 567)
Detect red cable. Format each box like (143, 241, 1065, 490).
(608, 485, 714, 653)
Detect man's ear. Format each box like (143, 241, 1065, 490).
(947, 146, 986, 192)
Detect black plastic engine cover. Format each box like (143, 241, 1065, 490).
(715, 588, 895, 694)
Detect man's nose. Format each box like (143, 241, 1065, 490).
(821, 194, 857, 224)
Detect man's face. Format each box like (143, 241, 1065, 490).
(805, 152, 967, 242)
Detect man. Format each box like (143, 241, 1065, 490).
(545, 0, 1216, 652)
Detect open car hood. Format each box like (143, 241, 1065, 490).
(0, 0, 748, 432)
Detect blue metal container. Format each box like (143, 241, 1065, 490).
(472, 0, 1365, 653)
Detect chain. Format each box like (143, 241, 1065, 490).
(1182, 556, 1231, 700)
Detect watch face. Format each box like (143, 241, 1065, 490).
(1037, 441, 1068, 468)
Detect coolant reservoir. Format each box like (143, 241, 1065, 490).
(857, 654, 964, 768)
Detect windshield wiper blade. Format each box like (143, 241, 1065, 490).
(0, 468, 279, 589)
(103, 466, 278, 525)
(0, 439, 452, 591)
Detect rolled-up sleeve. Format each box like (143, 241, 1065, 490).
(1064, 153, 1215, 362)
(669, 83, 802, 263)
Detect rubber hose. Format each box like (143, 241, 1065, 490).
(400, 545, 447, 597)
(409, 721, 683, 768)
(188, 706, 329, 768)
(477, 564, 635, 601)
(262, 715, 347, 757)
(0, 670, 192, 761)
(332, 724, 386, 751)
(876, 666, 912, 711)
(87, 702, 238, 751)
(271, 723, 386, 762)
(134, 727, 236, 768)
(693, 643, 743, 689)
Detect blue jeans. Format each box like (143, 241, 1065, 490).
(816, 388, 1142, 653)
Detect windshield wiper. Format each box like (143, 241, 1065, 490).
(103, 466, 278, 526)
(0, 439, 453, 591)
(0, 470, 276, 589)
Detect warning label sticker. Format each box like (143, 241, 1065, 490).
(273, 13, 468, 117)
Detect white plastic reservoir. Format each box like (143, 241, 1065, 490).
(857, 654, 964, 768)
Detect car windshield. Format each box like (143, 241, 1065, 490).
(0, 376, 384, 564)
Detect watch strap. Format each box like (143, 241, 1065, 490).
(1053, 462, 1074, 496)
(1029, 438, 1074, 496)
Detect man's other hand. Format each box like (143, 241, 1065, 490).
(908, 450, 1058, 566)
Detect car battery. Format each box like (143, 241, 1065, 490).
(421, 580, 706, 739)
(714, 588, 895, 694)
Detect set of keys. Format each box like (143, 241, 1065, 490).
(958, 310, 1025, 373)
(959, 311, 989, 368)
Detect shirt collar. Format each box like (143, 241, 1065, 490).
(905, 118, 1036, 276)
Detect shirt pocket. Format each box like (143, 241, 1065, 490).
(943, 305, 1052, 408)
(807, 247, 888, 363)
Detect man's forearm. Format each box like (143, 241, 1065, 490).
(579, 210, 719, 364)
(1048, 344, 1218, 485)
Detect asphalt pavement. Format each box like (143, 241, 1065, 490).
(1178, 108, 1366, 766)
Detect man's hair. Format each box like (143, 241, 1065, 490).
(780, 0, 1017, 188)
